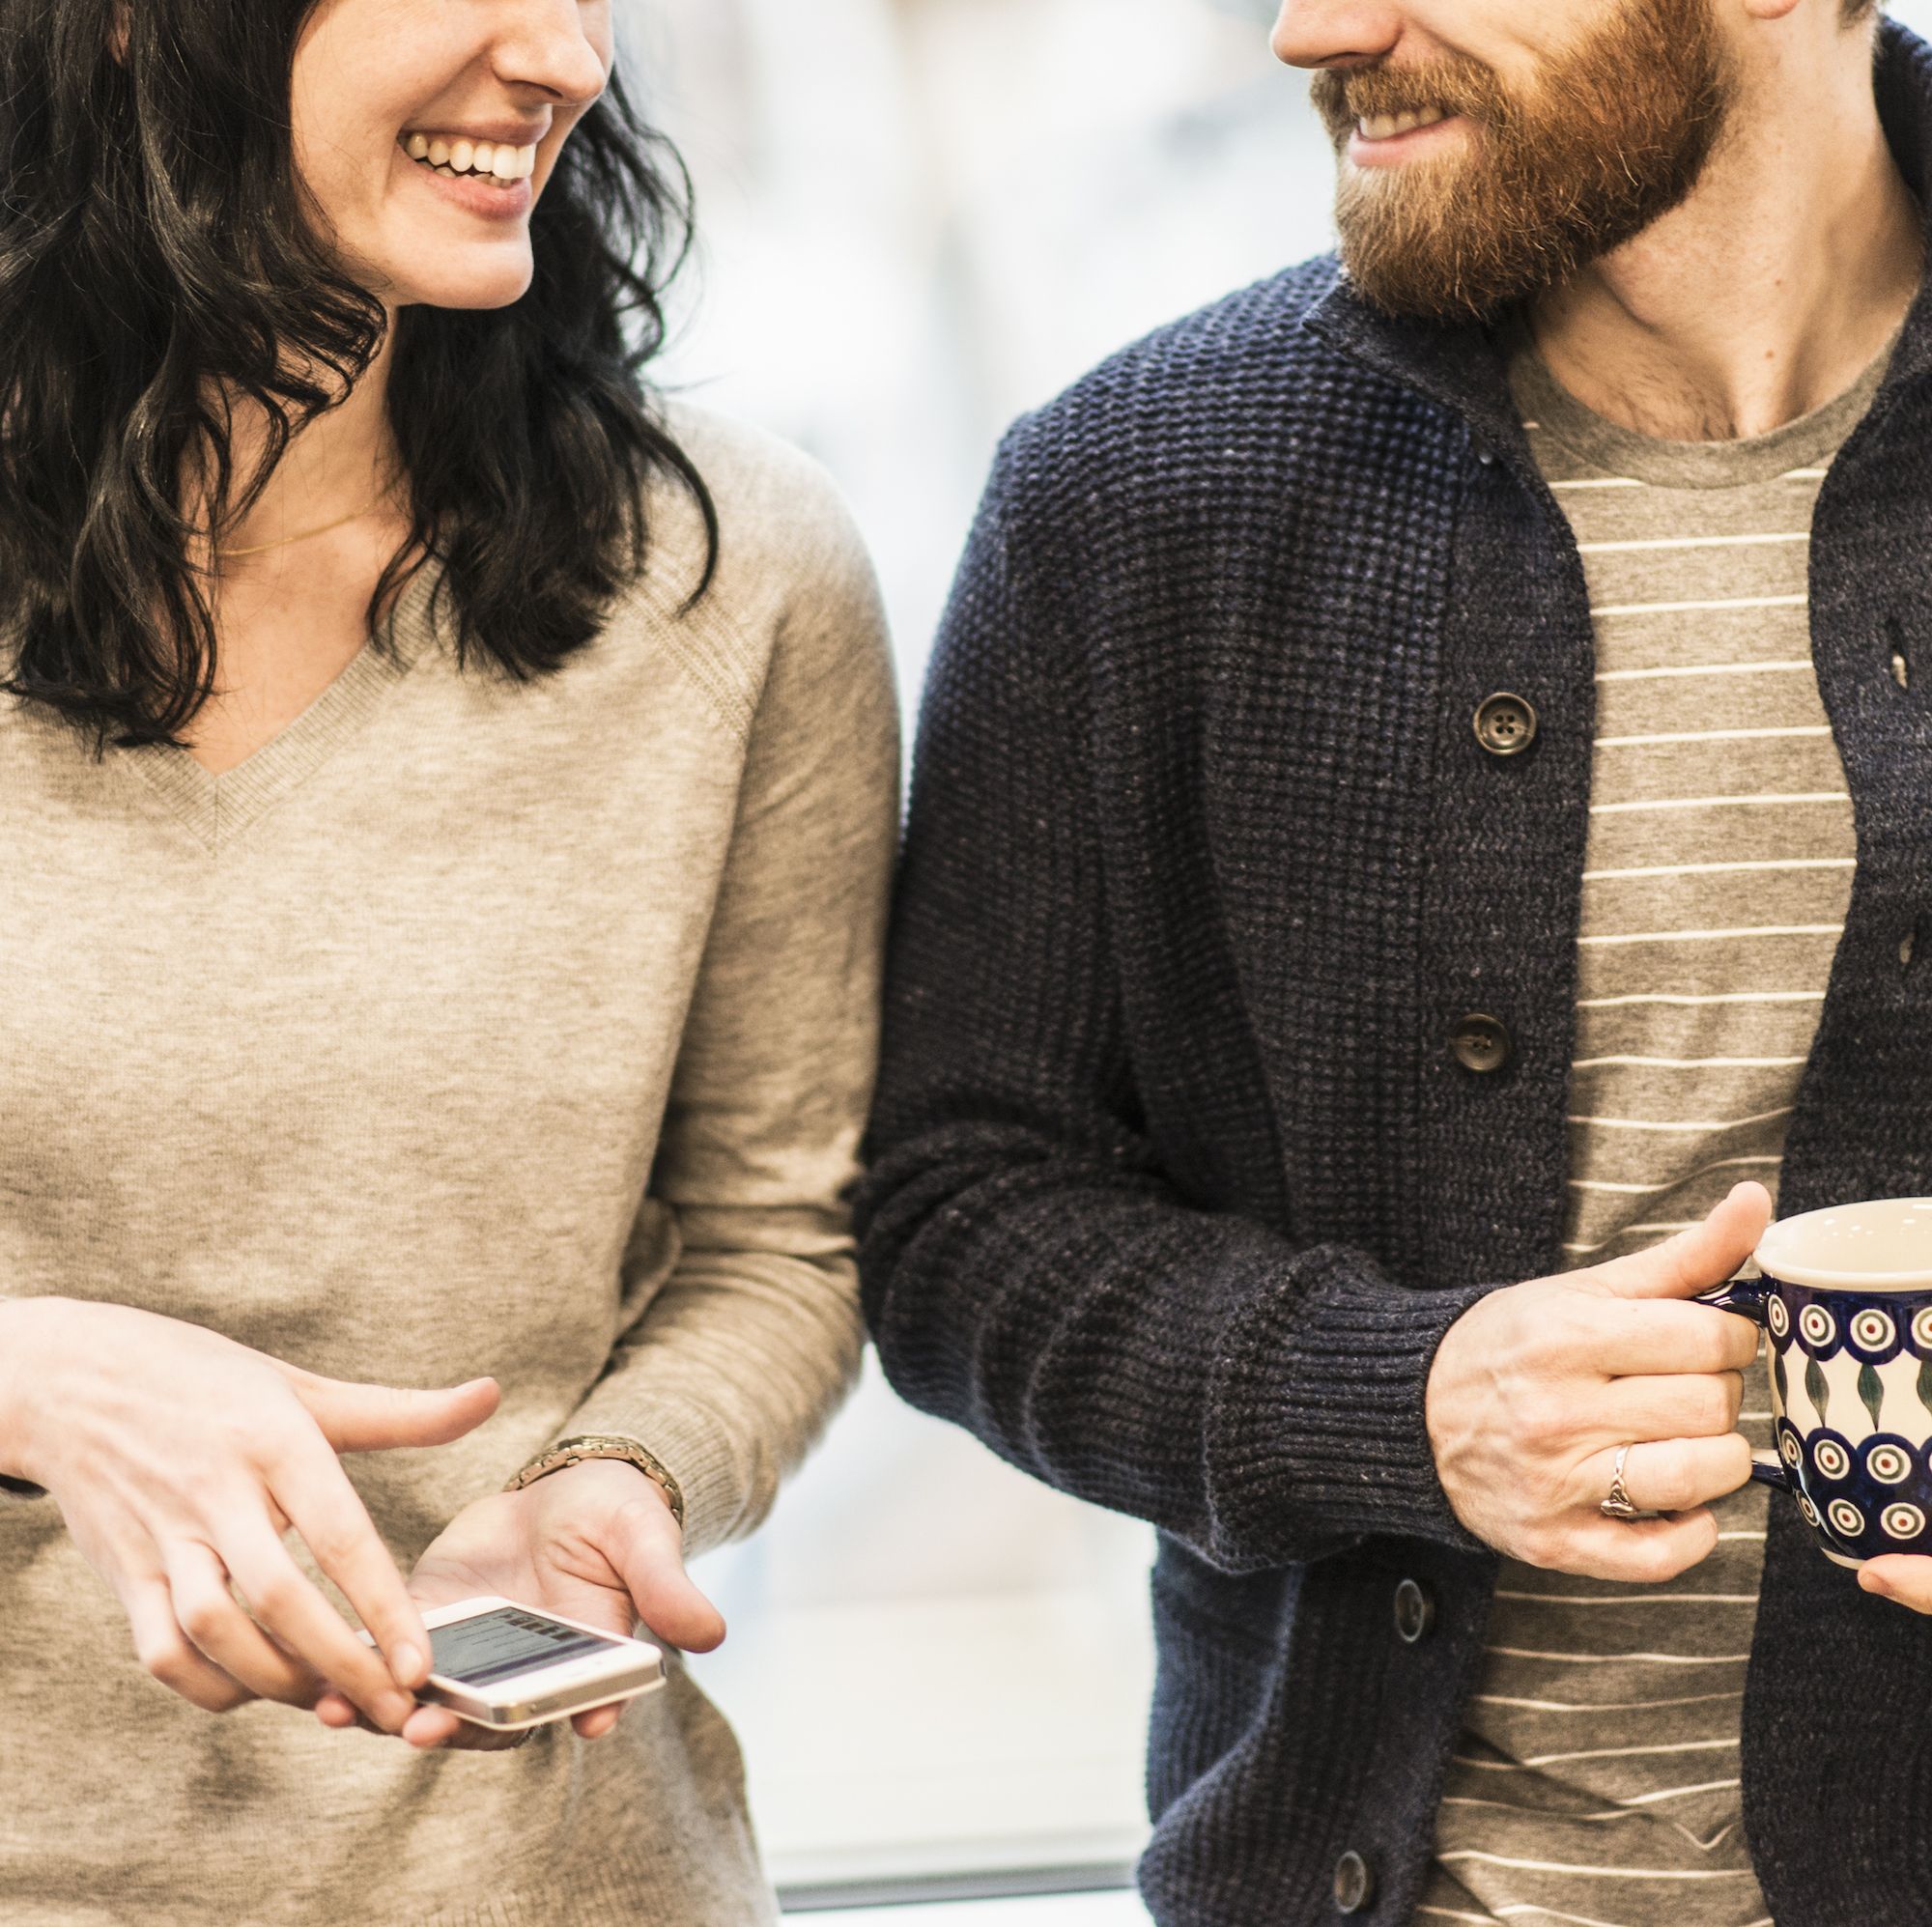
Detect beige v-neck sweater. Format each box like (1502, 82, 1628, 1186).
(0, 407, 899, 1926)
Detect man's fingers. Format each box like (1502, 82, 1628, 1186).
(1592, 1181, 1772, 1301)
(1571, 1433, 1753, 1517)
(608, 1495, 726, 1653)
(1590, 1299, 1762, 1378)
(1594, 1371, 1746, 1449)
(165, 1540, 325, 1707)
(122, 1575, 256, 1714)
(276, 1370, 500, 1455)
(1548, 1508, 1721, 1584)
(219, 1510, 415, 1733)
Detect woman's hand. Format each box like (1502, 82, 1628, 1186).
(313, 1457, 725, 1751)
(0, 1295, 500, 1732)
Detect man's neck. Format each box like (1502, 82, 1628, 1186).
(1527, 31, 1922, 443)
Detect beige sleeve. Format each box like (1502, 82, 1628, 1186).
(555, 498, 900, 1557)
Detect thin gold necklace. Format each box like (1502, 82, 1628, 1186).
(215, 475, 403, 557)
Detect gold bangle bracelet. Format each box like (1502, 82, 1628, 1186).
(503, 1432, 685, 1532)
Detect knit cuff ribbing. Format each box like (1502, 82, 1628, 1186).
(553, 1387, 753, 1563)
(1207, 1251, 1498, 1565)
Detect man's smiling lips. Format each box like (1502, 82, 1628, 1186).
(1347, 107, 1466, 166)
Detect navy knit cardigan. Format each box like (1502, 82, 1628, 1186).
(856, 21, 1932, 1927)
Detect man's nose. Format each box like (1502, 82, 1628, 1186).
(1270, 0, 1404, 71)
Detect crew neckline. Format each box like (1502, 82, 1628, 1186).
(1504, 311, 1905, 491)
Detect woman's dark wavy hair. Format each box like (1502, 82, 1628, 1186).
(0, 0, 718, 751)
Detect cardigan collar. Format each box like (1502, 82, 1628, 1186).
(1302, 16, 1932, 467)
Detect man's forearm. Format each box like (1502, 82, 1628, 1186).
(858, 1122, 1493, 1571)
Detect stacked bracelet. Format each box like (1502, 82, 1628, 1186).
(503, 1432, 685, 1532)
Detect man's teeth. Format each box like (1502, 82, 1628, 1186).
(1357, 107, 1451, 141)
(402, 132, 537, 181)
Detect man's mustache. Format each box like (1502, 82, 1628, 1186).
(1310, 59, 1506, 135)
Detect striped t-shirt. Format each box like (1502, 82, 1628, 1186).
(1420, 326, 1893, 1927)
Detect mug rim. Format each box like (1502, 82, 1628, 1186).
(1756, 1196, 1932, 1291)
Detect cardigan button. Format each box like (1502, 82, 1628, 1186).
(1473, 691, 1537, 757)
(1394, 1577, 1435, 1644)
(1450, 1012, 1513, 1074)
(1333, 1850, 1376, 1913)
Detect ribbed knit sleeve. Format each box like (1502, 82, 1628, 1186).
(557, 487, 901, 1559)
(856, 429, 1494, 1573)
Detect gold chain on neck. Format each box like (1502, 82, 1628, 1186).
(214, 473, 404, 558)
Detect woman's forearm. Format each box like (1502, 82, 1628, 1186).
(560, 1233, 866, 1558)
(564, 476, 895, 1557)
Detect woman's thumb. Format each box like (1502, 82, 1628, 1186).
(632, 1563, 727, 1655)
(281, 1369, 500, 1453)
(607, 1499, 727, 1653)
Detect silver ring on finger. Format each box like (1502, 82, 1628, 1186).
(1600, 1441, 1644, 1521)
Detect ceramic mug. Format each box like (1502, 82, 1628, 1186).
(1696, 1197, 1932, 1567)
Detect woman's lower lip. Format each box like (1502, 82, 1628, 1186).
(403, 156, 532, 219)
(1346, 115, 1464, 168)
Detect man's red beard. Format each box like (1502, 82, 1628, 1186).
(1310, 0, 1735, 323)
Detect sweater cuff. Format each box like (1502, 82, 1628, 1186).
(1207, 1251, 1498, 1564)
(551, 1390, 751, 1562)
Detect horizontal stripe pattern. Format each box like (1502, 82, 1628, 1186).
(1575, 531, 1807, 555)
(1426, 326, 1886, 1927)
(1594, 723, 1831, 747)
(1590, 592, 1807, 616)
(1595, 657, 1815, 680)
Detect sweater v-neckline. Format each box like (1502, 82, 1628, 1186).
(115, 555, 444, 854)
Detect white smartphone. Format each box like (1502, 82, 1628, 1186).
(358, 1596, 665, 1732)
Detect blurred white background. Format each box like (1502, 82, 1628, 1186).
(639, 0, 1335, 717)
(628, 0, 1932, 1910)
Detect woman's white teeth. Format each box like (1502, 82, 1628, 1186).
(403, 130, 535, 180)
(1358, 107, 1450, 140)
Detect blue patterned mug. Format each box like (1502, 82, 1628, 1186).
(1697, 1197, 1932, 1567)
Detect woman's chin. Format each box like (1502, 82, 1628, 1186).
(378, 259, 536, 312)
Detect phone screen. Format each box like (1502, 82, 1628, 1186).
(428, 1605, 625, 1687)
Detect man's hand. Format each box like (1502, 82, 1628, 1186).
(314, 1457, 724, 1751)
(1857, 1559, 1932, 1613)
(1426, 1181, 1770, 1580)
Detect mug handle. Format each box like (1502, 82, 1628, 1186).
(1692, 1275, 1793, 1493)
